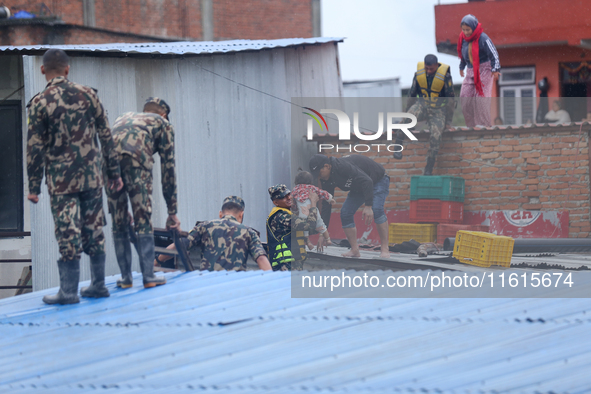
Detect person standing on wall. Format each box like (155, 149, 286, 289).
(458, 14, 501, 127)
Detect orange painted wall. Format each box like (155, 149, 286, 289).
(498, 45, 591, 98)
(436, 0, 591, 102)
(435, 0, 591, 48)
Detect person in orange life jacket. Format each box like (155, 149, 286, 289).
(310, 154, 391, 259)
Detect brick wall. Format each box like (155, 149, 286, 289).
(0, 24, 166, 45)
(2, 0, 312, 41)
(317, 126, 591, 238)
(62, 25, 161, 44)
(0, 24, 44, 45)
(92, 0, 201, 40)
(213, 0, 312, 40)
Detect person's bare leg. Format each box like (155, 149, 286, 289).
(376, 221, 390, 258)
(342, 227, 360, 257)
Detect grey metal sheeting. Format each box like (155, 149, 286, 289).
(0, 37, 344, 56)
(1, 269, 591, 393)
(20, 38, 342, 291)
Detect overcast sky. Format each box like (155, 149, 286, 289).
(322, 0, 468, 88)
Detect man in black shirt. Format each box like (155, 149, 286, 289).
(310, 154, 390, 258)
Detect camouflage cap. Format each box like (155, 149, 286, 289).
(268, 184, 291, 201)
(222, 195, 245, 210)
(145, 97, 171, 116)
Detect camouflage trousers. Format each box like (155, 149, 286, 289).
(50, 188, 106, 260)
(406, 103, 446, 161)
(106, 155, 154, 235)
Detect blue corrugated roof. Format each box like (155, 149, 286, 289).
(1, 269, 590, 392)
(0, 37, 344, 56)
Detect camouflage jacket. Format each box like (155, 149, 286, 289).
(267, 206, 319, 241)
(26, 76, 120, 195)
(186, 214, 267, 271)
(111, 112, 177, 214)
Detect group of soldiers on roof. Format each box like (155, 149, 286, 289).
(28, 18, 501, 304)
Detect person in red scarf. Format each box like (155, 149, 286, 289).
(458, 14, 501, 127)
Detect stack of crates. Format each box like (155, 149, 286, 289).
(409, 176, 465, 224)
(452, 230, 514, 268)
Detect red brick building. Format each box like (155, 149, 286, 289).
(435, 0, 591, 123)
(0, 0, 320, 45)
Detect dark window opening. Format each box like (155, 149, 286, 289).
(560, 62, 591, 122)
(0, 101, 23, 232)
(562, 83, 587, 122)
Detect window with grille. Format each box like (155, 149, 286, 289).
(499, 67, 536, 125)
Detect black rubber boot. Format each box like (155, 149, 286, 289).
(114, 233, 133, 288)
(138, 233, 166, 288)
(393, 139, 404, 160)
(424, 156, 436, 176)
(80, 253, 110, 298)
(42, 258, 80, 305)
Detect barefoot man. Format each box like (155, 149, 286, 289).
(309, 154, 391, 259)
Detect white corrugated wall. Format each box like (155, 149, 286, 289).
(24, 42, 342, 290)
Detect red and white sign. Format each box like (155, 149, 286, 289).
(320, 209, 569, 245)
(463, 210, 568, 238)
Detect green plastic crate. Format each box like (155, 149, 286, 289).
(410, 176, 465, 202)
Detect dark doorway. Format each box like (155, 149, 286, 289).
(0, 102, 23, 232)
(562, 83, 587, 122)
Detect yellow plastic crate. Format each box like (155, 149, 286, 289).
(389, 223, 437, 245)
(453, 231, 514, 268)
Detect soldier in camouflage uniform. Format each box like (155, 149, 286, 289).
(26, 49, 123, 305)
(106, 97, 180, 288)
(394, 54, 455, 175)
(266, 185, 320, 271)
(172, 196, 271, 271)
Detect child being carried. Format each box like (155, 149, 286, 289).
(292, 171, 335, 251)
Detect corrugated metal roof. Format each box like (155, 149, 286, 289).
(1, 269, 590, 392)
(0, 37, 344, 56)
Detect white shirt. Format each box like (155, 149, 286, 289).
(545, 109, 571, 124)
